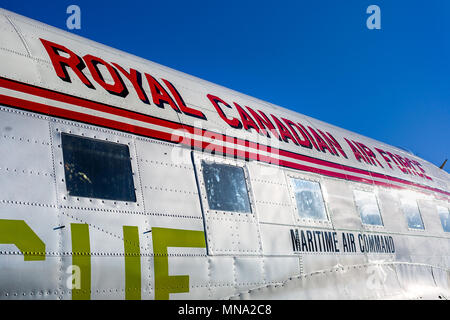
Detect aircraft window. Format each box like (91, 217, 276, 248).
(201, 161, 251, 213)
(291, 178, 328, 221)
(437, 206, 450, 233)
(400, 198, 425, 230)
(353, 190, 383, 226)
(61, 133, 136, 202)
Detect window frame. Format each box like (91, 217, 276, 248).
(437, 205, 450, 233)
(53, 125, 142, 210)
(352, 187, 385, 229)
(195, 154, 256, 217)
(399, 196, 426, 231)
(60, 132, 137, 202)
(286, 172, 332, 228)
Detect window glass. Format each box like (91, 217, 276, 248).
(437, 206, 450, 232)
(202, 161, 251, 213)
(61, 133, 136, 202)
(400, 198, 425, 230)
(353, 190, 383, 226)
(291, 178, 327, 220)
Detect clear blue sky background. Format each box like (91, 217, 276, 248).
(1, 0, 449, 172)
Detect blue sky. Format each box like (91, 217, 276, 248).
(1, 0, 449, 172)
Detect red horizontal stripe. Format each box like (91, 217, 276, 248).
(0, 78, 184, 131)
(0, 94, 184, 144)
(0, 77, 448, 199)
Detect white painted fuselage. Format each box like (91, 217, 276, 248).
(0, 8, 448, 300)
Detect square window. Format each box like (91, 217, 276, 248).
(201, 161, 251, 213)
(400, 198, 425, 230)
(61, 133, 136, 202)
(291, 178, 328, 221)
(437, 206, 450, 233)
(353, 190, 383, 226)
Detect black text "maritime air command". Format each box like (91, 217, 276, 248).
(290, 229, 395, 254)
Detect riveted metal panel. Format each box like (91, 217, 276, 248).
(146, 213, 204, 233)
(0, 13, 29, 55)
(193, 153, 263, 256)
(366, 251, 396, 265)
(58, 255, 155, 300)
(0, 169, 56, 204)
(208, 256, 236, 297)
(301, 253, 340, 275)
(247, 162, 294, 225)
(0, 107, 50, 144)
(400, 234, 448, 268)
(0, 258, 64, 300)
(0, 130, 52, 172)
(321, 177, 362, 230)
(252, 199, 293, 226)
(56, 210, 155, 300)
(135, 138, 203, 218)
(291, 115, 352, 176)
(263, 256, 301, 284)
(430, 266, 450, 293)
(210, 286, 238, 300)
(394, 234, 414, 264)
(0, 204, 60, 299)
(230, 262, 414, 300)
(397, 190, 429, 234)
(0, 46, 41, 86)
(337, 252, 369, 270)
(205, 215, 262, 255)
(90, 256, 126, 300)
(167, 255, 209, 294)
(231, 257, 267, 295)
(259, 223, 295, 256)
(58, 208, 150, 254)
(0, 107, 56, 205)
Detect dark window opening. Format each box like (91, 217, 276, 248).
(61, 133, 136, 202)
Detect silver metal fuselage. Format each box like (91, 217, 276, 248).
(0, 8, 448, 300)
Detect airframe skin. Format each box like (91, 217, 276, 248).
(0, 8, 448, 300)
